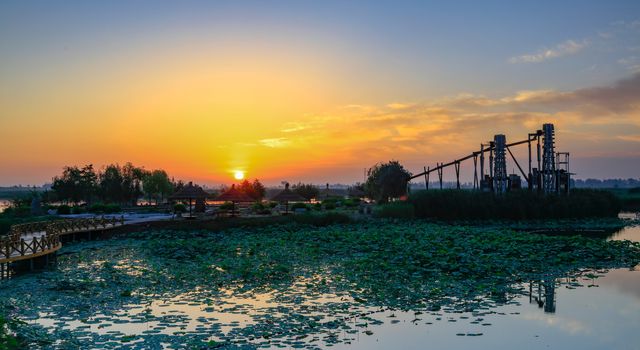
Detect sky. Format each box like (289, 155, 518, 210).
(1, 0, 639, 186)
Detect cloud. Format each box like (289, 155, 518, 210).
(386, 103, 414, 109)
(509, 39, 588, 64)
(259, 138, 291, 148)
(267, 73, 640, 170)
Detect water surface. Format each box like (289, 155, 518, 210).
(1, 219, 639, 349)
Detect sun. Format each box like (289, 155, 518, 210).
(234, 170, 245, 180)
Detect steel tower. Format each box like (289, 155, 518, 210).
(493, 134, 507, 193)
(542, 123, 556, 193)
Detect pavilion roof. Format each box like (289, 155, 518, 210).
(270, 184, 306, 202)
(216, 184, 255, 202)
(170, 182, 208, 199)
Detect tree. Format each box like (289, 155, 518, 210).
(98, 163, 148, 205)
(98, 164, 125, 203)
(143, 170, 174, 204)
(238, 179, 266, 201)
(51, 164, 97, 204)
(365, 160, 412, 203)
(122, 163, 148, 206)
(251, 179, 266, 201)
(292, 182, 319, 200)
(79, 164, 98, 204)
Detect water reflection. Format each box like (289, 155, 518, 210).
(529, 279, 556, 313)
(3, 217, 640, 349)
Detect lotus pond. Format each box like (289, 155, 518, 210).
(1, 219, 640, 349)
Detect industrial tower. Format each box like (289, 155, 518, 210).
(542, 123, 556, 193)
(493, 134, 508, 193)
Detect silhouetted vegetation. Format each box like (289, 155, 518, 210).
(48, 163, 185, 206)
(97, 163, 147, 206)
(51, 165, 97, 205)
(373, 202, 415, 219)
(365, 160, 412, 203)
(291, 183, 319, 200)
(291, 202, 309, 211)
(237, 179, 266, 201)
(173, 203, 187, 214)
(87, 203, 122, 214)
(604, 187, 640, 211)
(142, 170, 174, 205)
(407, 189, 621, 220)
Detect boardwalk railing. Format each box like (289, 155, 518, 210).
(0, 216, 124, 264)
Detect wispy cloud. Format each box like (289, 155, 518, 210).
(509, 39, 588, 64)
(268, 73, 640, 167)
(259, 137, 291, 148)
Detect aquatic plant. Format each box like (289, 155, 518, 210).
(1, 220, 638, 348)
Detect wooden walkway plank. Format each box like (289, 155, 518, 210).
(0, 217, 125, 264)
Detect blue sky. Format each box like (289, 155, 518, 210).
(3, 0, 639, 98)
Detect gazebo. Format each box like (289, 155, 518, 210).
(271, 183, 306, 214)
(215, 184, 254, 216)
(169, 181, 209, 217)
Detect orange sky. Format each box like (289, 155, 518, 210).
(1, 2, 639, 186)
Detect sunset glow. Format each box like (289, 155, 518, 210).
(1, 2, 639, 186)
(234, 171, 245, 181)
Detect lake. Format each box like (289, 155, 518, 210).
(1, 217, 638, 349)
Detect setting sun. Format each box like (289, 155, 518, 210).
(234, 171, 245, 180)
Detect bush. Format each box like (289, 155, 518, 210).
(104, 204, 121, 214)
(72, 206, 86, 214)
(2, 206, 30, 218)
(408, 189, 621, 220)
(373, 202, 415, 219)
(268, 202, 278, 208)
(251, 202, 271, 215)
(343, 199, 359, 207)
(291, 202, 309, 211)
(88, 203, 121, 214)
(0, 218, 12, 236)
(219, 202, 235, 211)
(324, 202, 336, 210)
(174, 203, 187, 213)
(57, 205, 71, 215)
(88, 203, 106, 213)
(251, 202, 265, 211)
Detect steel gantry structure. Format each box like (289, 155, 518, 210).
(409, 123, 571, 194)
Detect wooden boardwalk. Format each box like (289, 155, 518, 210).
(0, 217, 124, 277)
